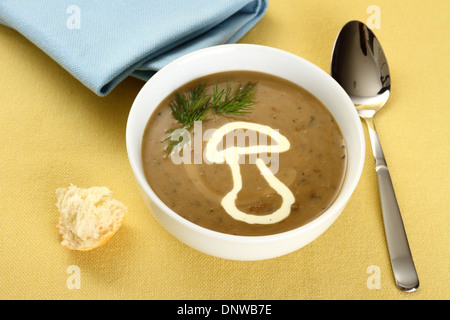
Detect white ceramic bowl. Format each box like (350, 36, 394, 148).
(126, 44, 365, 260)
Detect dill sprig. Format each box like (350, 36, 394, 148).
(169, 81, 211, 130)
(163, 135, 181, 155)
(211, 81, 257, 116)
(164, 80, 257, 156)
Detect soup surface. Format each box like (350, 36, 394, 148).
(142, 71, 346, 236)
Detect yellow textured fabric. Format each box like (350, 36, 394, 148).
(1, 0, 448, 300)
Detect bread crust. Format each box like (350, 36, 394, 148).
(56, 184, 127, 251)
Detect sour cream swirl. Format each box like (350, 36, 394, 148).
(204, 121, 295, 224)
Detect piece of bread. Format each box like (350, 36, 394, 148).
(56, 184, 126, 251)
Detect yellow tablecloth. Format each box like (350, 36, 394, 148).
(1, 0, 448, 300)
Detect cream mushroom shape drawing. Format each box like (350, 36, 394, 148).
(204, 121, 295, 224)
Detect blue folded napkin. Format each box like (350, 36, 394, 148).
(0, 0, 268, 96)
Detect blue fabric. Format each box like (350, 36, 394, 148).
(0, 0, 268, 96)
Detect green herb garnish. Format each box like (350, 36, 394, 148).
(169, 81, 211, 131)
(164, 80, 257, 156)
(210, 81, 257, 116)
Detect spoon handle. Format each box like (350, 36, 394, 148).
(364, 117, 419, 292)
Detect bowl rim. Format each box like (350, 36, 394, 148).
(126, 43, 365, 243)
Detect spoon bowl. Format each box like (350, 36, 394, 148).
(331, 20, 391, 115)
(331, 20, 419, 292)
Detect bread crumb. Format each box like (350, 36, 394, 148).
(56, 184, 126, 251)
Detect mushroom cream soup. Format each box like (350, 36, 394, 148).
(142, 71, 347, 236)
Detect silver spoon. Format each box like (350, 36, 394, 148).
(331, 20, 419, 292)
